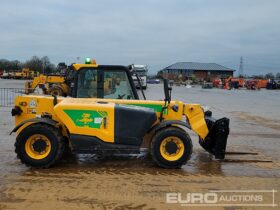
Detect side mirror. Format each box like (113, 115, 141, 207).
(163, 79, 172, 103)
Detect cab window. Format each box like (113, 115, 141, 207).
(104, 70, 135, 99)
(76, 68, 135, 99)
(77, 69, 97, 98)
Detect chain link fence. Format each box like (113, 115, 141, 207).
(0, 88, 26, 107)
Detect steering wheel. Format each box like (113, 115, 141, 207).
(118, 94, 126, 99)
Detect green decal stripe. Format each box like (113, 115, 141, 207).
(125, 103, 167, 114)
(64, 110, 105, 129)
(98, 111, 108, 117)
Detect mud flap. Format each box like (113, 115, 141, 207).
(199, 117, 230, 159)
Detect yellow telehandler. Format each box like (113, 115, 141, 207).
(14, 68, 38, 80)
(11, 60, 230, 169)
(25, 74, 68, 96)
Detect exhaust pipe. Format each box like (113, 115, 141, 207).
(199, 115, 230, 159)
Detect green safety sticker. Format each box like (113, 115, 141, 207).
(64, 110, 107, 128)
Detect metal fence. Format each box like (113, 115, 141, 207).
(0, 88, 26, 107)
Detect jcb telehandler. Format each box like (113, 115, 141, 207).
(11, 61, 230, 169)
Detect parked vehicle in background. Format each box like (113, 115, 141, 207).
(131, 64, 148, 89)
(266, 79, 280, 89)
(0, 71, 12, 79)
(202, 81, 213, 89)
(147, 79, 160, 84)
(13, 68, 38, 79)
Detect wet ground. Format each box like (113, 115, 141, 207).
(0, 79, 279, 209)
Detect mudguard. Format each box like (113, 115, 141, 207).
(150, 120, 191, 133)
(10, 118, 58, 135)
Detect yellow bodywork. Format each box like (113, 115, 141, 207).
(14, 68, 38, 79)
(54, 99, 115, 143)
(184, 104, 209, 139)
(14, 95, 209, 145)
(72, 63, 98, 70)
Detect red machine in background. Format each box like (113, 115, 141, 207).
(213, 79, 222, 88)
(213, 76, 268, 90)
(245, 79, 268, 90)
(224, 77, 245, 89)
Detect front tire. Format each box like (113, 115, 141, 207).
(150, 127, 193, 169)
(15, 124, 64, 168)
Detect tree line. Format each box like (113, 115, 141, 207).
(0, 56, 63, 74)
(251, 72, 280, 79)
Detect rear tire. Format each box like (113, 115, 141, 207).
(49, 85, 64, 96)
(15, 124, 64, 168)
(150, 127, 193, 169)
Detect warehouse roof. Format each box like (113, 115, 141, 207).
(164, 62, 234, 72)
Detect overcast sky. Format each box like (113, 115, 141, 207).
(0, 0, 279, 75)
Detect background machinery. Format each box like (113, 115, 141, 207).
(131, 64, 148, 89)
(1, 71, 13, 79)
(13, 68, 38, 80)
(245, 79, 268, 90)
(25, 74, 69, 96)
(266, 79, 280, 89)
(224, 76, 245, 89)
(11, 61, 230, 169)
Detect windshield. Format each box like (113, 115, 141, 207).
(103, 70, 135, 99)
(133, 69, 147, 76)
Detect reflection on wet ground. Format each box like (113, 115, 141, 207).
(2, 150, 278, 180)
(1, 152, 279, 209)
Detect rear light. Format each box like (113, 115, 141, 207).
(19, 101, 27, 106)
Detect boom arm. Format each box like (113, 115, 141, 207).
(25, 75, 66, 94)
(183, 104, 209, 139)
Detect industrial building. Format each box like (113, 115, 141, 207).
(161, 62, 234, 81)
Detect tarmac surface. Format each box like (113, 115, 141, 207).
(0, 79, 279, 209)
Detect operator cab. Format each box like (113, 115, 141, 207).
(69, 59, 140, 100)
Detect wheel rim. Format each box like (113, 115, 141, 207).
(160, 136, 185, 161)
(51, 89, 61, 96)
(25, 134, 51, 160)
